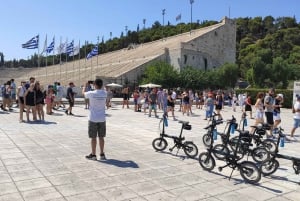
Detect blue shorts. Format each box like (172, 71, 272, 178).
(150, 104, 157, 110)
(293, 118, 300, 128)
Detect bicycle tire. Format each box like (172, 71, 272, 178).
(262, 139, 276, 154)
(152, 138, 168, 151)
(202, 133, 212, 147)
(198, 152, 215, 171)
(261, 159, 279, 176)
(239, 161, 261, 184)
(213, 144, 229, 160)
(252, 147, 270, 163)
(183, 141, 198, 158)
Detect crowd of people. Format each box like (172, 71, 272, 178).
(1, 79, 300, 141)
(122, 86, 300, 140)
(1, 78, 300, 161)
(0, 77, 78, 122)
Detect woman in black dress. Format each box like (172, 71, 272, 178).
(24, 83, 37, 122)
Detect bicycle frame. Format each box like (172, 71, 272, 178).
(270, 128, 300, 175)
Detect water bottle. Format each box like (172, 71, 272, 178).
(163, 116, 168, 127)
(230, 124, 235, 134)
(213, 128, 217, 140)
(280, 136, 285, 147)
(244, 119, 248, 127)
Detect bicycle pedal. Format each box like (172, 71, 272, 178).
(169, 148, 173, 152)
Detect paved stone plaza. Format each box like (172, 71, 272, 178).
(0, 101, 300, 201)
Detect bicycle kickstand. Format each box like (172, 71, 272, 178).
(228, 168, 235, 181)
(169, 145, 176, 153)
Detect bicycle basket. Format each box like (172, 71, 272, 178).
(184, 124, 192, 130)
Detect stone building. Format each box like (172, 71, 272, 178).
(0, 17, 236, 86)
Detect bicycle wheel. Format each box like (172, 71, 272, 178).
(252, 147, 269, 163)
(213, 144, 229, 160)
(262, 139, 276, 154)
(198, 152, 215, 171)
(261, 159, 279, 176)
(239, 161, 261, 184)
(202, 133, 212, 147)
(152, 138, 168, 151)
(183, 142, 198, 158)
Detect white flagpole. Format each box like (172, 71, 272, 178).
(37, 34, 40, 78)
(65, 38, 68, 80)
(84, 40, 87, 82)
(78, 40, 81, 85)
(97, 36, 99, 75)
(59, 36, 62, 81)
(72, 42, 75, 81)
(90, 42, 92, 81)
(45, 34, 48, 82)
(52, 36, 55, 66)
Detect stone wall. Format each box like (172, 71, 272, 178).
(170, 17, 236, 71)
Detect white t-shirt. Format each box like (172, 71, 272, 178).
(171, 91, 177, 100)
(56, 85, 64, 98)
(294, 101, 300, 119)
(84, 90, 107, 122)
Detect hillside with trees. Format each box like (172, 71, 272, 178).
(1, 16, 300, 89)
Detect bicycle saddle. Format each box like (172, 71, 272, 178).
(178, 120, 189, 125)
(236, 129, 250, 136)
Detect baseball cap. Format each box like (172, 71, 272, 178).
(277, 94, 283, 99)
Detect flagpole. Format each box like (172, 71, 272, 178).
(66, 38, 68, 80)
(97, 36, 99, 77)
(72, 44, 75, 81)
(84, 40, 87, 82)
(78, 40, 81, 85)
(90, 42, 92, 81)
(59, 36, 62, 81)
(45, 34, 48, 82)
(52, 36, 55, 66)
(37, 34, 40, 78)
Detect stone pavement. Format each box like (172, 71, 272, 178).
(0, 102, 300, 201)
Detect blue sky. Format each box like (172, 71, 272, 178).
(1, 0, 299, 61)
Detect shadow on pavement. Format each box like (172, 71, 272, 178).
(155, 150, 198, 161)
(99, 159, 139, 168)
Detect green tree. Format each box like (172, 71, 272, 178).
(270, 57, 290, 88)
(141, 61, 179, 88)
(217, 63, 239, 88)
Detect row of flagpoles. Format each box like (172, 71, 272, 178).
(21, 35, 99, 82)
(21, 10, 183, 65)
(20, 11, 183, 81)
(22, 35, 98, 61)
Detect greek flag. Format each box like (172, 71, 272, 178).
(46, 37, 55, 53)
(176, 14, 181, 21)
(86, 45, 98, 59)
(22, 35, 39, 49)
(66, 40, 74, 54)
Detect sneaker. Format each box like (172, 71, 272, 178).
(65, 110, 69, 115)
(100, 153, 106, 160)
(69, 112, 74, 116)
(85, 153, 97, 160)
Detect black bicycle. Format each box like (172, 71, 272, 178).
(230, 114, 276, 154)
(261, 127, 300, 180)
(152, 114, 198, 158)
(202, 113, 223, 147)
(199, 117, 262, 184)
